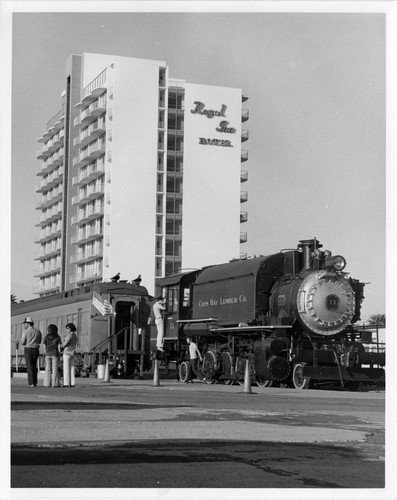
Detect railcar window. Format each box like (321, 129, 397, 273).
(183, 287, 190, 307)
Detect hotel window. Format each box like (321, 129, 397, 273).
(156, 236, 163, 255)
(156, 194, 164, 213)
(155, 257, 163, 275)
(166, 218, 182, 235)
(166, 239, 181, 257)
(156, 215, 163, 234)
(167, 134, 183, 152)
(157, 173, 164, 192)
(166, 198, 182, 215)
(165, 259, 181, 276)
(167, 113, 184, 131)
(166, 176, 182, 194)
(167, 156, 183, 173)
(168, 89, 184, 110)
(159, 68, 166, 87)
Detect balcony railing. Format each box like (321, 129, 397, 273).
(241, 150, 249, 162)
(240, 191, 248, 203)
(240, 211, 248, 223)
(241, 129, 249, 142)
(240, 232, 248, 243)
(240, 170, 248, 183)
(241, 109, 249, 122)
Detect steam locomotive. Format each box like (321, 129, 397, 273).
(158, 238, 385, 389)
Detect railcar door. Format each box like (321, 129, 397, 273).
(114, 301, 140, 375)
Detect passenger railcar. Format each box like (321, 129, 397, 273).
(11, 282, 153, 378)
(157, 239, 385, 389)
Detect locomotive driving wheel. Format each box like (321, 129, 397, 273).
(256, 377, 273, 388)
(178, 361, 191, 383)
(201, 351, 217, 383)
(292, 362, 311, 390)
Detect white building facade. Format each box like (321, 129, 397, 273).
(35, 53, 249, 297)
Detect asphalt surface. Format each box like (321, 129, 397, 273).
(9, 371, 388, 497)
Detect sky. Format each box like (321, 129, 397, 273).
(3, 2, 393, 324)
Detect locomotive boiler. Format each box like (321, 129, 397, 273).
(158, 238, 385, 389)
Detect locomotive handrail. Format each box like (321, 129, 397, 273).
(89, 326, 130, 353)
(210, 325, 293, 333)
(177, 318, 218, 324)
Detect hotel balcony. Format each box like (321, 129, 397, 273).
(241, 150, 249, 162)
(72, 161, 105, 187)
(71, 229, 103, 245)
(37, 109, 65, 142)
(35, 227, 62, 244)
(35, 246, 61, 260)
(242, 95, 249, 103)
(37, 149, 64, 177)
(241, 109, 249, 122)
(69, 271, 102, 286)
(39, 205, 63, 225)
(36, 190, 63, 210)
(240, 191, 248, 203)
(240, 170, 248, 183)
(41, 167, 64, 190)
(71, 206, 104, 226)
(240, 252, 248, 259)
(80, 138, 106, 165)
(36, 266, 61, 279)
(241, 129, 249, 142)
(240, 211, 248, 223)
(72, 188, 104, 206)
(240, 232, 248, 244)
(70, 247, 103, 264)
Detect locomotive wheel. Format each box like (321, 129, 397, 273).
(292, 363, 311, 390)
(201, 351, 217, 383)
(178, 361, 191, 383)
(235, 356, 249, 386)
(256, 378, 273, 388)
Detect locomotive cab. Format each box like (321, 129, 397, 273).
(157, 270, 202, 340)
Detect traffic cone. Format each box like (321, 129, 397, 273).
(243, 358, 252, 394)
(153, 359, 160, 387)
(103, 359, 112, 383)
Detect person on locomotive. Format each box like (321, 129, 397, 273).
(43, 324, 62, 388)
(21, 317, 42, 387)
(152, 296, 166, 352)
(186, 337, 207, 383)
(62, 323, 78, 388)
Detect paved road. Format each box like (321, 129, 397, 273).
(10, 374, 386, 494)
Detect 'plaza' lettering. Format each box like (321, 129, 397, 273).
(191, 102, 227, 119)
(199, 138, 233, 147)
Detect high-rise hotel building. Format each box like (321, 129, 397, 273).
(35, 53, 249, 297)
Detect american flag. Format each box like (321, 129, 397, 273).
(92, 291, 114, 316)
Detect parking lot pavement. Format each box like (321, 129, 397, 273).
(11, 375, 385, 446)
(9, 375, 386, 491)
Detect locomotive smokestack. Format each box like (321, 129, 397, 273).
(298, 239, 322, 270)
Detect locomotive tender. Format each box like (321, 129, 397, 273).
(158, 238, 385, 389)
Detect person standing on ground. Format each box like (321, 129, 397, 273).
(43, 324, 62, 388)
(62, 323, 78, 388)
(186, 337, 206, 383)
(152, 296, 166, 352)
(21, 317, 42, 387)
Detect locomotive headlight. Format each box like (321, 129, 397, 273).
(333, 255, 346, 271)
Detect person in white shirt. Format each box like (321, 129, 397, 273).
(152, 297, 166, 351)
(186, 337, 207, 383)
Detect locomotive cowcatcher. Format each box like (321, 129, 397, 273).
(156, 238, 385, 389)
